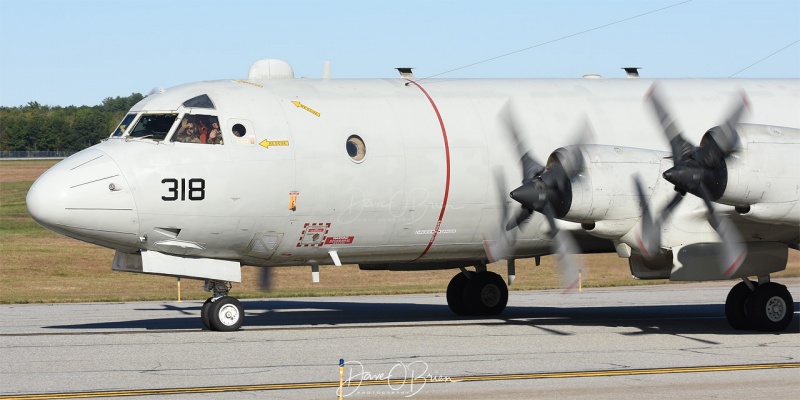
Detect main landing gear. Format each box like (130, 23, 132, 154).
(725, 277, 794, 332)
(446, 268, 509, 316)
(201, 280, 244, 331)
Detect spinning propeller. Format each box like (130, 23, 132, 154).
(637, 85, 749, 277)
(484, 104, 589, 291)
(258, 267, 273, 291)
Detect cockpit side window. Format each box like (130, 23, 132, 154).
(111, 113, 137, 137)
(171, 114, 223, 145)
(128, 114, 178, 141)
(182, 94, 215, 109)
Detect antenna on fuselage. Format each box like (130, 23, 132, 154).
(622, 67, 641, 78)
(395, 67, 415, 79)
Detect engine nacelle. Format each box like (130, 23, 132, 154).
(718, 124, 800, 225)
(628, 251, 672, 280)
(560, 145, 666, 230)
(735, 202, 800, 225)
(629, 242, 789, 281)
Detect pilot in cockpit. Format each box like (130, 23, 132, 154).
(172, 119, 200, 143)
(207, 120, 223, 144)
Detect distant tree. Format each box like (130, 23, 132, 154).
(25, 101, 43, 111)
(0, 93, 144, 152)
(70, 107, 108, 150)
(36, 111, 67, 151)
(0, 109, 26, 150)
(100, 93, 144, 113)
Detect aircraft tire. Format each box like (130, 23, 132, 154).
(744, 282, 793, 332)
(201, 298, 213, 330)
(446, 272, 470, 315)
(464, 271, 508, 316)
(724, 281, 754, 330)
(209, 296, 244, 332)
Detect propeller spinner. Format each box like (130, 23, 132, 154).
(638, 85, 749, 277)
(484, 104, 590, 291)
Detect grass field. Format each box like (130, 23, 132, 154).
(1, 159, 797, 304)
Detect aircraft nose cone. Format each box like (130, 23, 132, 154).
(26, 148, 140, 251)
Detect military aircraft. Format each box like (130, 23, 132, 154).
(26, 59, 799, 332)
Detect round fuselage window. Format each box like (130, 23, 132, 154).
(346, 135, 366, 162)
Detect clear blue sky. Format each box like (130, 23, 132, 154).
(0, 0, 798, 107)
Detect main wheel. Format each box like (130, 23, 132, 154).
(446, 272, 470, 315)
(744, 282, 794, 332)
(209, 296, 244, 332)
(725, 281, 754, 330)
(201, 298, 213, 330)
(464, 271, 508, 316)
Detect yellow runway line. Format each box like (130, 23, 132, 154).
(1, 363, 797, 399)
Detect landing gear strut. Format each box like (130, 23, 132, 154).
(446, 269, 509, 316)
(202, 280, 244, 331)
(725, 277, 793, 332)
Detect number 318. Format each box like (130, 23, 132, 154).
(161, 178, 205, 201)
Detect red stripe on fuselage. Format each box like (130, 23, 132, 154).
(407, 80, 451, 261)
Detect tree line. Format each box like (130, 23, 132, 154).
(0, 93, 144, 152)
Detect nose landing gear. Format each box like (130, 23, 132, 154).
(201, 280, 244, 331)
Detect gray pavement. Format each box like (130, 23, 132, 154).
(1, 279, 798, 399)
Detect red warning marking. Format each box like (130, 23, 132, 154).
(325, 236, 354, 245)
(295, 222, 332, 247)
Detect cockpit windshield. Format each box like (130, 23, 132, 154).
(111, 94, 221, 143)
(110, 113, 136, 137)
(128, 114, 178, 141)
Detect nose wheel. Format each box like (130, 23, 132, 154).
(202, 296, 244, 331)
(201, 280, 244, 331)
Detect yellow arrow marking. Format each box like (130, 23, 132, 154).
(291, 101, 320, 117)
(259, 140, 290, 149)
(233, 79, 264, 88)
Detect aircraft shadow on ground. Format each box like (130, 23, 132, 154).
(45, 299, 800, 336)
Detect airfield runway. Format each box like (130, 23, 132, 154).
(1, 280, 798, 399)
